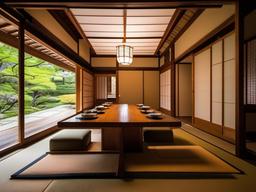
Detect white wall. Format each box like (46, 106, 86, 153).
(175, 5, 235, 59)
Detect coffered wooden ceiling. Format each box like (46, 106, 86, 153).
(70, 8, 176, 55)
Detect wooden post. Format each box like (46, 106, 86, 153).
(170, 44, 176, 117)
(18, 20, 25, 143)
(75, 66, 82, 112)
(235, 0, 246, 157)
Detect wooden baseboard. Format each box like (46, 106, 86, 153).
(223, 126, 236, 143)
(193, 117, 235, 144)
(159, 108, 171, 115)
(193, 117, 222, 137)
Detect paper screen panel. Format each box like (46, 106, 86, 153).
(212, 63, 222, 125)
(194, 49, 211, 121)
(160, 69, 171, 111)
(223, 33, 235, 129)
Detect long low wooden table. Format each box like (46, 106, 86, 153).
(58, 104, 181, 176)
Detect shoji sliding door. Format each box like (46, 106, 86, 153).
(193, 32, 236, 142)
(160, 69, 171, 112)
(194, 49, 211, 122)
(211, 41, 223, 126)
(223, 34, 236, 137)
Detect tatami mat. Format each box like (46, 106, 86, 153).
(11, 153, 119, 179)
(125, 146, 239, 173)
(1, 129, 256, 192)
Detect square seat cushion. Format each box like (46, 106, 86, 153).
(50, 129, 91, 151)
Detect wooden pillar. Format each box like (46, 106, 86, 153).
(18, 20, 25, 143)
(235, 0, 246, 157)
(170, 44, 176, 117)
(75, 66, 83, 112)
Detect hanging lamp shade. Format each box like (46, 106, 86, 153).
(116, 45, 133, 65)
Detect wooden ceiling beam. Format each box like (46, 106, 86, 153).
(87, 36, 162, 39)
(123, 9, 127, 43)
(6, 29, 18, 34)
(0, 23, 11, 29)
(3, 0, 231, 9)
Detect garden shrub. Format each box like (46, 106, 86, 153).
(59, 94, 75, 104)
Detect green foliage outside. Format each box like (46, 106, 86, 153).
(58, 94, 76, 104)
(0, 42, 76, 119)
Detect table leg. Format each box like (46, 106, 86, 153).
(117, 127, 124, 177)
(124, 127, 143, 152)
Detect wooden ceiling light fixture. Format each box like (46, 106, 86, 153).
(116, 9, 133, 65)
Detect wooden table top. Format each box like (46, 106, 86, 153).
(58, 104, 181, 128)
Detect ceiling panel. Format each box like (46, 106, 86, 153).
(85, 32, 123, 37)
(126, 25, 167, 32)
(81, 24, 123, 32)
(127, 17, 170, 25)
(91, 42, 121, 47)
(126, 38, 161, 43)
(127, 9, 175, 16)
(75, 16, 123, 24)
(71, 8, 175, 55)
(126, 32, 164, 37)
(88, 38, 123, 43)
(71, 9, 123, 16)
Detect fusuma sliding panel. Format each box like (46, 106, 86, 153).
(224, 33, 236, 129)
(160, 69, 171, 111)
(211, 41, 223, 125)
(194, 49, 211, 121)
(118, 71, 143, 104)
(178, 64, 192, 116)
(144, 71, 160, 109)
